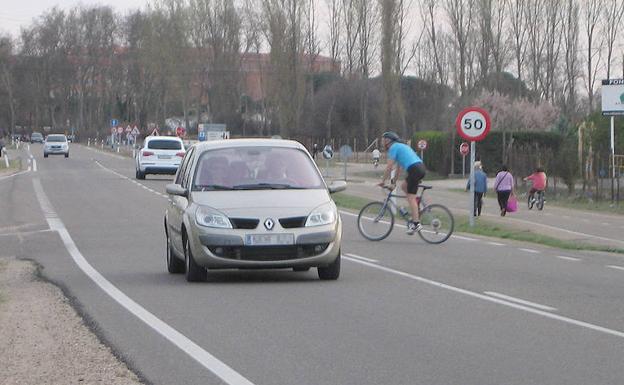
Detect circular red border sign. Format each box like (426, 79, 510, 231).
(459, 142, 469, 156)
(417, 139, 428, 150)
(455, 106, 491, 142)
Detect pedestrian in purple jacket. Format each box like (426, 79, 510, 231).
(494, 165, 514, 216)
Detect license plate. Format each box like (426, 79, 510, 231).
(245, 233, 294, 246)
(158, 155, 171, 159)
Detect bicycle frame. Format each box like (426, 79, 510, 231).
(376, 186, 427, 220)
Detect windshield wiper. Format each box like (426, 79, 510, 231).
(194, 184, 235, 191)
(232, 183, 305, 190)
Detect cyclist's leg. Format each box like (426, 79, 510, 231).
(528, 187, 537, 201)
(405, 163, 426, 222)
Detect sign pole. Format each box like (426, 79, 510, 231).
(469, 142, 476, 227)
(462, 155, 466, 179)
(611, 115, 616, 203)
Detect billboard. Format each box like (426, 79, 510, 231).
(601, 79, 624, 116)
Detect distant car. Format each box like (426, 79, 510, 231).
(164, 139, 346, 282)
(135, 136, 185, 179)
(31, 132, 44, 143)
(44, 134, 69, 158)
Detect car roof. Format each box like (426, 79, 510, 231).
(193, 138, 306, 152)
(145, 136, 182, 142)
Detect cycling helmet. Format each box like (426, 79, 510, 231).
(382, 131, 401, 142)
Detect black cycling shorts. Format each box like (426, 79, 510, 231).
(406, 162, 426, 194)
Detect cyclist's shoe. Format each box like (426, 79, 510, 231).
(406, 221, 422, 235)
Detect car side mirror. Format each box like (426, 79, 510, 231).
(328, 180, 347, 194)
(166, 183, 188, 197)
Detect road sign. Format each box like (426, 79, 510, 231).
(150, 128, 160, 136)
(111, 127, 116, 135)
(125, 125, 132, 133)
(176, 126, 186, 137)
(322, 145, 334, 160)
(131, 126, 140, 136)
(459, 142, 470, 156)
(110, 119, 118, 127)
(339, 145, 353, 159)
(417, 139, 428, 150)
(456, 107, 491, 142)
(117, 126, 123, 134)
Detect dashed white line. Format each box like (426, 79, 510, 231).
(483, 291, 557, 312)
(607, 265, 624, 271)
(487, 241, 505, 246)
(32, 159, 37, 172)
(519, 248, 540, 254)
(343, 256, 624, 339)
(343, 253, 379, 263)
(0, 170, 30, 181)
(32, 177, 255, 385)
(556, 255, 581, 262)
(601, 222, 610, 226)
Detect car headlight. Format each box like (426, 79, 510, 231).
(305, 202, 337, 227)
(195, 206, 232, 229)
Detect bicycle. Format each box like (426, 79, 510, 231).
(527, 189, 545, 210)
(357, 184, 454, 244)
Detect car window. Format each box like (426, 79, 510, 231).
(176, 146, 194, 185)
(46, 135, 67, 142)
(181, 148, 196, 188)
(147, 139, 182, 150)
(192, 146, 324, 191)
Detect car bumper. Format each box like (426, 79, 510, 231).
(187, 219, 342, 269)
(139, 165, 180, 174)
(45, 148, 68, 154)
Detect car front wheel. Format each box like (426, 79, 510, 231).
(184, 236, 207, 282)
(318, 252, 340, 280)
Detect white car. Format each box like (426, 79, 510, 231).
(44, 134, 70, 158)
(136, 136, 185, 179)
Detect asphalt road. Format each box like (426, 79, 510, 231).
(2, 143, 624, 385)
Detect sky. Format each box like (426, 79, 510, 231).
(0, 0, 149, 37)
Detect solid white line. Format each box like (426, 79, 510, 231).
(32, 159, 37, 172)
(519, 248, 540, 254)
(27, 166, 31, 171)
(0, 170, 30, 181)
(601, 222, 610, 226)
(31, 178, 254, 385)
(607, 265, 624, 271)
(343, 253, 379, 263)
(483, 291, 557, 312)
(556, 255, 581, 262)
(487, 242, 505, 246)
(342, 256, 624, 339)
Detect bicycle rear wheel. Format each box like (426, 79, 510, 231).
(357, 201, 394, 241)
(537, 192, 545, 210)
(418, 204, 454, 244)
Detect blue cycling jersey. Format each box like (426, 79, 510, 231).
(387, 142, 422, 170)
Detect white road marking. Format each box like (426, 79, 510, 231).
(601, 222, 610, 226)
(562, 215, 570, 219)
(32, 159, 37, 172)
(607, 265, 624, 271)
(343, 253, 379, 263)
(519, 248, 540, 254)
(487, 241, 505, 246)
(343, 256, 624, 339)
(82, 144, 128, 160)
(32, 178, 255, 385)
(483, 291, 557, 312)
(94, 160, 167, 200)
(556, 255, 581, 262)
(0, 170, 30, 181)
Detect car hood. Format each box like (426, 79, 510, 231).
(191, 189, 332, 217)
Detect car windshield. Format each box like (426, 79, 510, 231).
(147, 139, 182, 150)
(192, 146, 324, 191)
(32, 133, 42, 138)
(46, 135, 66, 142)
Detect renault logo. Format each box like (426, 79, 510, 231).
(264, 218, 275, 231)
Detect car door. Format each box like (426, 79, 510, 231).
(169, 146, 195, 254)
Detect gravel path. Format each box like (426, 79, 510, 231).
(0, 257, 144, 385)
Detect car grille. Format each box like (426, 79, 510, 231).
(208, 244, 329, 261)
(230, 218, 259, 229)
(279, 216, 307, 228)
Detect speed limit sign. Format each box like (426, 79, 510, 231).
(456, 107, 491, 142)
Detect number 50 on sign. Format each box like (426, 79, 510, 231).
(455, 107, 491, 142)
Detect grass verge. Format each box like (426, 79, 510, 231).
(333, 192, 624, 254)
(0, 158, 21, 172)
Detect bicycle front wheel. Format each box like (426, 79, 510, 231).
(418, 204, 454, 244)
(357, 201, 395, 241)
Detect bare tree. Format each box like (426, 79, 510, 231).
(421, 0, 447, 85)
(356, 0, 378, 144)
(445, 0, 475, 97)
(583, 0, 604, 112)
(540, 0, 563, 101)
(603, 0, 624, 79)
(507, 0, 528, 95)
(563, 0, 580, 118)
(525, 0, 545, 99)
(0, 37, 16, 138)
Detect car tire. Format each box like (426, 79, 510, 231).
(293, 267, 310, 272)
(184, 236, 206, 282)
(318, 252, 340, 280)
(166, 233, 185, 274)
(136, 169, 145, 180)
(44, 153, 48, 158)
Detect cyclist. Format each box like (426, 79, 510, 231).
(523, 167, 547, 205)
(378, 131, 426, 235)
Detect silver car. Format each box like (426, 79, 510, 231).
(44, 134, 69, 158)
(164, 139, 346, 282)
